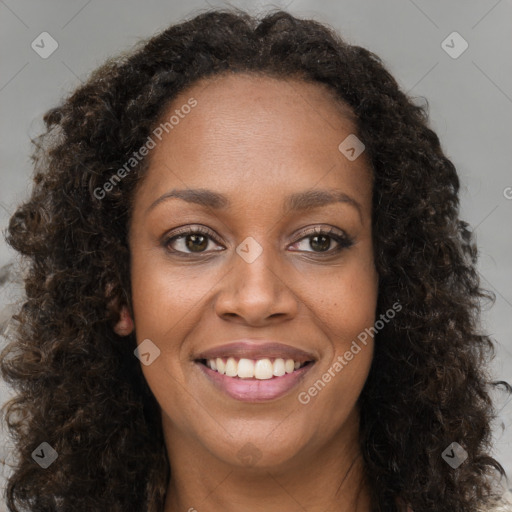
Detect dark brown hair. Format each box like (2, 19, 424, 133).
(1, 8, 510, 512)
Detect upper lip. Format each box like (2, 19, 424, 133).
(194, 340, 317, 363)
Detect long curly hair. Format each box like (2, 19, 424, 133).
(0, 8, 510, 512)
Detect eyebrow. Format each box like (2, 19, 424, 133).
(146, 188, 363, 222)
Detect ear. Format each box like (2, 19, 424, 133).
(113, 305, 134, 336)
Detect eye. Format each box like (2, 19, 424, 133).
(289, 226, 354, 255)
(163, 226, 223, 254)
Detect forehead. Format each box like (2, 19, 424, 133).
(135, 73, 372, 216)
(162, 72, 360, 155)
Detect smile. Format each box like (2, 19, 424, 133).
(195, 358, 315, 402)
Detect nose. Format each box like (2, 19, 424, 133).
(214, 242, 299, 326)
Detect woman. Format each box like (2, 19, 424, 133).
(0, 9, 511, 512)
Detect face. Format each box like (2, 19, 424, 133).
(128, 73, 379, 471)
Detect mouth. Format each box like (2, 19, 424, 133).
(193, 340, 317, 402)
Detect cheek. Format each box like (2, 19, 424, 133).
(301, 349, 372, 437)
(297, 263, 377, 425)
(311, 255, 378, 347)
(130, 254, 212, 338)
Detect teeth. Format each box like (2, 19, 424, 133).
(285, 359, 295, 374)
(237, 358, 255, 378)
(225, 357, 238, 377)
(216, 357, 225, 374)
(254, 359, 273, 380)
(273, 358, 285, 377)
(204, 357, 308, 379)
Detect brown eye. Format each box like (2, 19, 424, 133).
(163, 227, 222, 254)
(181, 233, 209, 252)
(308, 234, 332, 252)
(289, 227, 354, 254)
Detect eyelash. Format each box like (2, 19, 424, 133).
(162, 225, 354, 257)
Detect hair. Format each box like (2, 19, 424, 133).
(0, 8, 510, 512)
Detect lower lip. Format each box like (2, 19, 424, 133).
(196, 361, 315, 402)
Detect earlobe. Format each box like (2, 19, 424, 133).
(114, 306, 134, 336)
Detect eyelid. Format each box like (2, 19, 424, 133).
(165, 224, 218, 242)
(291, 225, 348, 243)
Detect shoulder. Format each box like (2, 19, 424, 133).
(402, 490, 512, 512)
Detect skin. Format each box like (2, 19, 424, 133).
(117, 73, 379, 511)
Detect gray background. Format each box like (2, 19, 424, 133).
(0, 0, 511, 506)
